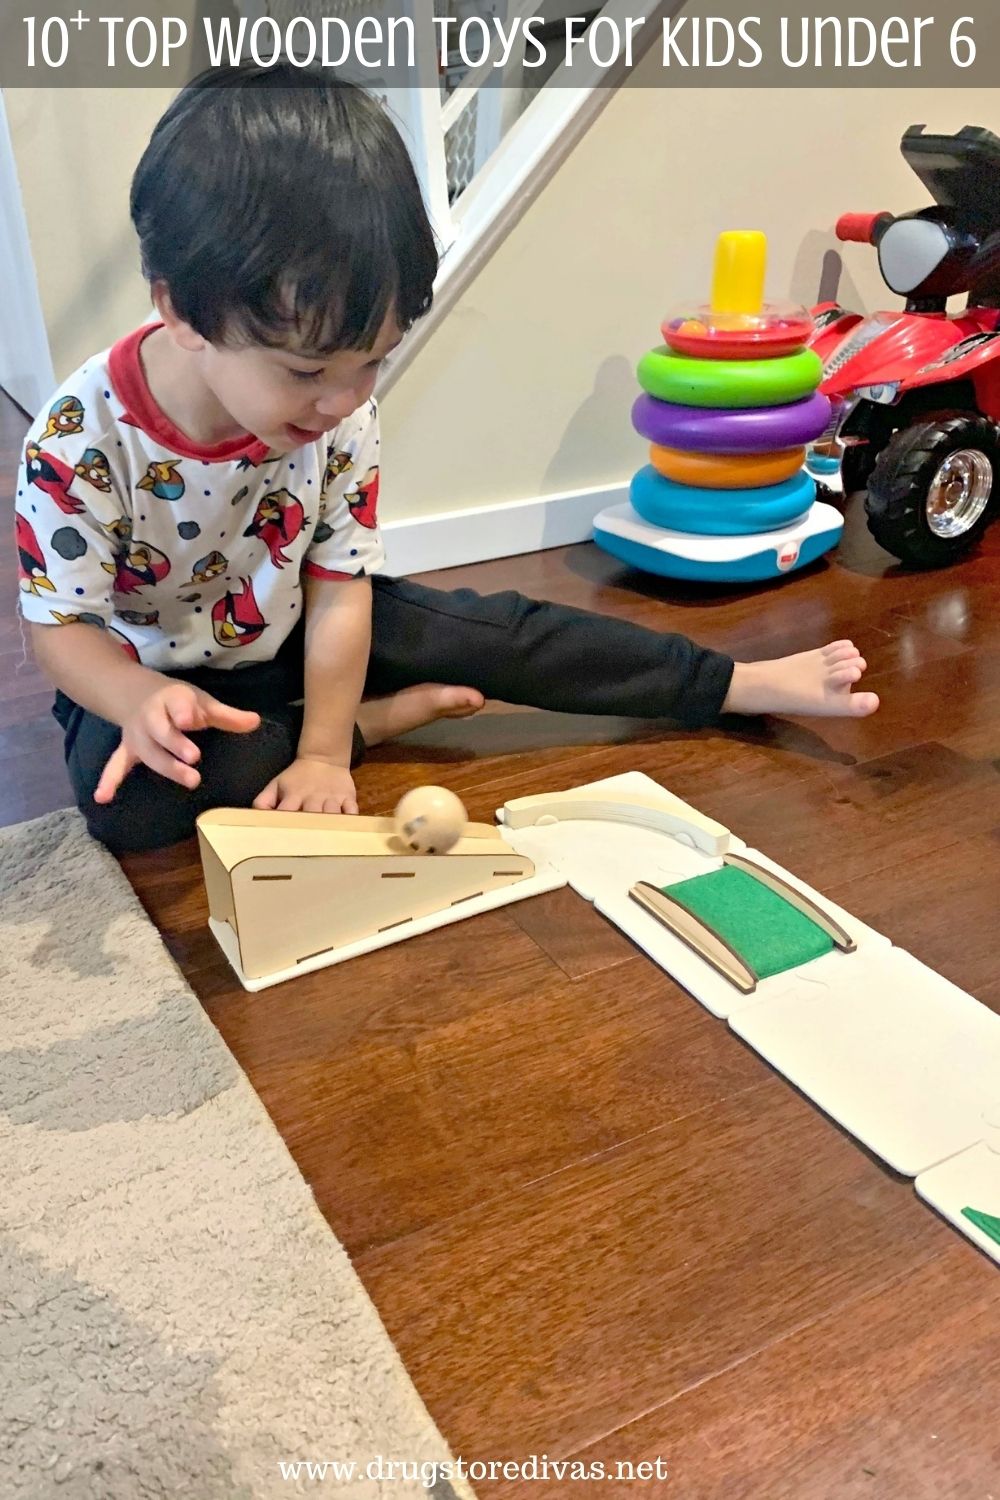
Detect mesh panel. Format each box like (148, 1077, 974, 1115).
(445, 94, 479, 198)
(239, 0, 534, 203)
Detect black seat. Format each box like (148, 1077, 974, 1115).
(901, 124, 1000, 237)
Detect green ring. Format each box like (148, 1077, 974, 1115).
(637, 346, 823, 410)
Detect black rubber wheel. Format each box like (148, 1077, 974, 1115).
(865, 413, 999, 567)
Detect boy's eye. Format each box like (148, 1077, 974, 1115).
(289, 367, 324, 383)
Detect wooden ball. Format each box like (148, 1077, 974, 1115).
(394, 785, 467, 855)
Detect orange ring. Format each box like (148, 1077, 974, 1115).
(649, 444, 806, 489)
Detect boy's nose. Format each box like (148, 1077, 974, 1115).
(313, 390, 359, 421)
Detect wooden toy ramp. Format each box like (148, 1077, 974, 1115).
(196, 807, 564, 989)
(196, 773, 1000, 1267)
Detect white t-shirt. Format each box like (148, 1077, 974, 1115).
(14, 322, 385, 671)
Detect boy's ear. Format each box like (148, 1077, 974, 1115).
(152, 282, 207, 353)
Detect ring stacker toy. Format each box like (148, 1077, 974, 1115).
(594, 230, 843, 582)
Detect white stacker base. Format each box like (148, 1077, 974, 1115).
(592, 500, 844, 583)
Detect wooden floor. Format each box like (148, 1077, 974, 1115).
(5, 385, 1000, 1497)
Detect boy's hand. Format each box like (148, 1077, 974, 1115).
(253, 756, 358, 814)
(94, 683, 261, 804)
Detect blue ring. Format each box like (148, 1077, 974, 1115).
(629, 466, 816, 536)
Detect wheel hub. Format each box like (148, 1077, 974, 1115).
(926, 449, 993, 538)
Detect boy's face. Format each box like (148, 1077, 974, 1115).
(209, 311, 404, 451)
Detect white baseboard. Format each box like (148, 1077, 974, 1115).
(381, 481, 628, 576)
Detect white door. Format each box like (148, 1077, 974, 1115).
(0, 90, 54, 414)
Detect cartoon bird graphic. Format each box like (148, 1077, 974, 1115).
(345, 466, 379, 530)
(51, 610, 104, 628)
(243, 487, 306, 568)
(41, 395, 84, 441)
(104, 516, 134, 548)
(25, 442, 83, 515)
(74, 447, 112, 493)
(324, 449, 354, 488)
(211, 577, 268, 647)
(187, 550, 227, 585)
(116, 608, 160, 627)
(16, 514, 55, 596)
(102, 539, 171, 594)
(137, 459, 185, 502)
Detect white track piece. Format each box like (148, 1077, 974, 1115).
(501, 806, 740, 904)
(917, 1142, 1000, 1266)
(502, 813, 885, 1020)
(500, 771, 731, 857)
(732, 948, 1000, 1176)
(592, 871, 885, 1021)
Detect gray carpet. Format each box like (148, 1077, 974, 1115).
(0, 810, 474, 1499)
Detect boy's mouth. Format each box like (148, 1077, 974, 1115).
(285, 422, 326, 445)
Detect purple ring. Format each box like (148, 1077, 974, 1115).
(632, 391, 832, 454)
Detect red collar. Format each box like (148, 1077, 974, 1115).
(108, 324, 271, 465)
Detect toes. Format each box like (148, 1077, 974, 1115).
(823, 640, 861, 663)
(440, 686, 485, 715)
(830, 664, 864, 687)
(849, 691, 880, 718)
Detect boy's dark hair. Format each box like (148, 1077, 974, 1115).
(130, 62, 437, 353)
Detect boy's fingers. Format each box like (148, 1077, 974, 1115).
(310, 795, 357, 815)
(148, 705, 201, 765)
(93, 743, 134, 804)
(138, 736, 202, 790)
(253, 780, 280, 810)
(197, 695, 262, 735)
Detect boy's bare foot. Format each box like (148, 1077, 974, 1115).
(357, 683, 485, 747)
(722, 641, 880, 719)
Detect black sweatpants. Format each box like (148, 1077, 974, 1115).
(54, 575, 735, 854)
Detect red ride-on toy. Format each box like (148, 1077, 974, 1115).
(809, 124, 1000, 567)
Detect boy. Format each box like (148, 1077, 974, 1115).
(14, 63, 877, 855)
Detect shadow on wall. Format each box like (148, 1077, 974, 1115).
(790, 234, 866, 313)
(541, 354, 635, 516)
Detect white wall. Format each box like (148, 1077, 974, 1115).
(381, 79, 1000, 520)
(0, 92, 54, 412)
(4, 88, 174, 385)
